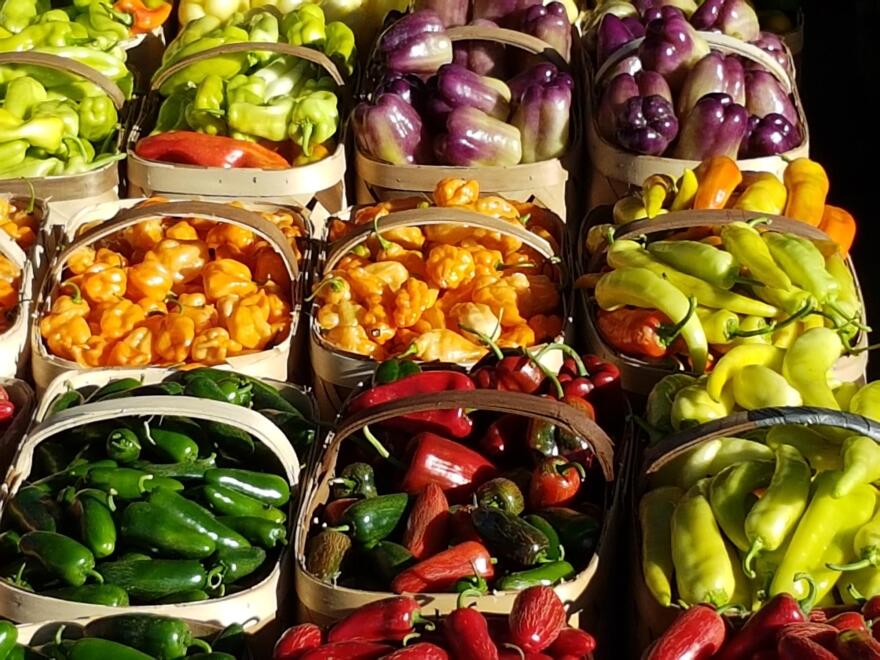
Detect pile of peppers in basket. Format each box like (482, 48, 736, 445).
(39, 198, 305, 368)
(0, 195, 37, 250)
(0, 250, 19, 334)
(581, 207, 864, 375)
(273, 587, 596, 659)
(304, 352, 617, 593)
(0, 615, 250, 658)
(639, 378, 880, 613)
(314, 178, 564, 363)
(135, 5, 355, 169)
(0, 370, 312, 606)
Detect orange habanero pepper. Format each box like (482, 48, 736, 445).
(202, 259, 258, 301)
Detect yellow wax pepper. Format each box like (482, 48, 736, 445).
(98, 299, 146, 340)
(80, 263, 127, 304)
(202, 259, 258, 301)
(165, 220, 200, 241)
(325, 301, 385, 359)
(107, 327, 153, 366)
(393, 278, 439, 329)
(126, 259, 173, 302)
(145, 239, 209, 284)
(426, 245, 475, 290)
(226, 291, 275, 350)
(735, 172, 787, 215)
(408, 329, 485, 362)
(154, 313, 197, 363)
(191, 328, 241, 364)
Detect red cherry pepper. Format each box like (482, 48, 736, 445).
(443, 602, 499, 660)
(471, 349, 546, 395)
(836, 628, 880, 659)
(403, 482, 450, 560)
(498, 652, 552, 659)
(400, 433, 497, 502)
(528, 458, 585, 509)
(508, 586, 567, 654)
(327, 596, 428, 643)
(714, 590, 811, 660)
(645, 605, 726, 660)
(274, 623, 323, 660)
(828, 612, 869, 633)
(778, 635, 838, 660)
(479, 415, 522, 462)
(380, 643, 450, 659)
(324, 498, 358, 526)
(299, 642, 393, 660)
(347, 372, 476, 438)
(546, 627, 597, 656)
(392, 541, 494, 593)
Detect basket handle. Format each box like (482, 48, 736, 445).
(324, 206, 557, 271)
(332, 389, 615, 481)
(643, 407, 880, 476)
(51, 200, 300, 283)
(151, 41, 345, 91)
(446, 24, 570, 68)
(594, 31, 792, 93)
(0, 52, 126, 109)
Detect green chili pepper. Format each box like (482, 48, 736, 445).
(720, 221, 792, 290)
(670, 380, 734, 431)
(643, 374, 698, 442)
(334, 493, 408, 548)
(374, 358, 421, 384)
(33, 442, 73, 478)
(732, 364, 803, 409)
(743, 445, 811, 578)
(148, 488, 250, 551)
(205, 421, 255, 461)
(88, 614, 212, 659)
(782, 327, 843, 409)
(86, 467, 153, 499)
(596, 266, 708, 372)
(324, 20, 356, 77)
(476, 477, 525, 515)
(180, 368, 303, 415)
(0, 619, 16, 659)
(214, 546, 266, 584)
(288, 90, 338, 157)
(330, 463, 377, 499)
(709, 460, 774, 552)
(751, 283, 817, 317)
(671, 479, 736, 607)
(850, 382, 880, 421)
(0, 140, 27, 171)
(471, 507, 549, 566)
(653, 437, 772, 491)
(705, 343, 785, 401)
(98, 559, 222, 602)
(454, 573, 488, 594)
(70, 488, 116, 559)
(227, 96, 294, 143)
(0, 110, 65, 152)
(211, 623, 247, 658)
(133, 455, 217, 480)
(764, 232, 840, 304)
(106, 428, 141, 464)
(639, 486, 682, 607)
(202, 484, 286, 523)
(496, 560, 576, 591)
(217, 516, 286, 549)
(121, 501, 217, 558)
(204, 468, 289, 506)
(183, 74, 226, 136)
(522, 514, 563, 562)
(367, 541, 414, 582)
(765, 425, 841, 472)
(154, 88, 195, 133)
(20, 531, 101, 587)
(45, 583, 130, 606)
(138, 422, 199, 463)
(832, 436, 880, 499)
(8, 486, 57, 533)
(0, 0, 49, 33)
(647, 240, 740, 289)
(88, 377, 142, 402)
(66, 638, 153, 660)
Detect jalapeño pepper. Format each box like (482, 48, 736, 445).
(121, 502, 216, 558)
(88, 378, 143, 402)
(374, 358, 421, 384)
(204, 468, 290, 506)
(368, 541, 415, 582)
(7, 486, 57, 533)
(214, 546, 266, 584)
(106, 429, 141, 464)
(138, 422, 199, 463)
(523, 514, 563, 561)
(330, 463, 377, 500)
(335, 493, 409, 547)
(97, 560, 221, 602)
(539, 507, 601, 561)
(67, 639, 153, 660)
(88, 614, 212, 659)
(475, 477, 525, 515)
(495, 560, 576, 591)
(470, 507, 549, 566)
(70, 488, 117, 559)
(45, 583, 130, 606)
(218, 516, 287, 549)
(86, 467, 154, 500)
(148, 488, 250, 550)
(19, 531, 102, 587)
(202, 485, 286, 523)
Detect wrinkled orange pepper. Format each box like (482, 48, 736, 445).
(145, 238, 209, 285)
(393, 278, 438, 329)
(191, 328, 241, 364)
(113, 0, 171, 34)
(107, 327, 153, 366)
(434, 178, 480, 207)
(154, 313, 196, 363)
(80, 263, 127, 304)
(127, 259, 173, 301)
(225, 291, 274, 350)
(98, 299, 146, 340)
(426, 245, 475, 290)
(202, 259, 258, 301)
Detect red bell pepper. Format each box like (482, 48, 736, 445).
(135, 132, 291, 169)
(274, 624, 323, 659)
(645, 605, 726, 660)
(828, 612, 868, 633)
(400, 433, 496, 502)
(380, 643, 450, 659)
(546, 627, 597, 656)
(778, 635, 837, 660)
(327, 596, 428, 644)
(714, 592, 809, 660)
(508, 586, 567, 654)
(528, 458, 585, 509)
(443, 603, 499, 660)
(324, 498, 357, 526)
(348, 372, 475, 438)
(0, 399, 14, 423)
(836, 628, 880, 659)
(391, 541, 494, 593)
(403, 482, 450, 560)
(299, 642, 393, 660)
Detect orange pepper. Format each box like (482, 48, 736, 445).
(95, 248, 129, 268)
(463, 244, 503, 276)
(40, 312, 91, 361)
(107, 327, 153, 366)
(175, 293, 219, 334)
(498, 324, 536, 349)
(165, 221, 200, 241)
(67, 246, 97, 275)
(409, 329, 485, 362)
(412, 303, 447, 334)
(80, 263, 127, 304)
(145, 238, 209, 284)
(138, 297, 167, 316)
(252, 243, 291, 288)
(506, 273, 561, 318)
(206, 224, 256, 256)
(473, 196, 519, 220)
(154, 313, 197, 363)
(423, 224, 476, 244)
(70, 336, 114, 367)
(434, 178, 480, 207)
(426, 245, 475, 290)
(317, 301, 366, 331)
(0, 198, 37, 250)
(224, 291, 274, 350)
(693, 156, 742, 209)
(361, 294, 396, 345)
(191, 328, 242, 364)
(0, 255, 19, 310)
(818, 204, 856, 254)
(51, 283, 90, 317)
(98, 299, 146, 340)
(324, 301, 385, 359)
(124, 219, 164, 251)
(393, 278, 439, 329)
(126, 259, 173, 301)
(471, 275, 525, 326)
(376, 240, 427, 279)
(311, 275, 351, 305)
(113, 0, 171, 33)
(202, 259, 258, 301)
(783, 158, 829, 226)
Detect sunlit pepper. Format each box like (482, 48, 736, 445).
(408, 329, 485, 362)
(498, 324, 536, 348)
(252, 244, 290, 288)
(191, 328, 241, 364)
(145, 238, 209, 285)
(528, 314, 563, 342)
(393, 278, 439, 329)
(783, 158, 829, 226)
(107, 327, 153, 366)
(70, 336, 113, 367)
(67, 246, 97, 275)
(471, 275, 525, 326)
(202, 259, 258, 301)
(361, 295, 396, 345)
(325, 301, 385, 359)
(165, 220, 200, 241)
(154, 313, 197, 363)
(734, 172, 787, 215)
(206, 224, 256, 258)
(124, 219, 164, 251)
(80, 263, 127, 305)
(40, 311, 92, 361)
(434, 178, 480, 207)
(126, 259, 173, 302)
(425, 245, 475, 290)
(98, 299, 146, 340)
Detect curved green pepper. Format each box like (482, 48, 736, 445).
(670, 380, 734, 431)
(335, 493, 408, 548)
(476, 477, 525, 515)
(19, 531, 101, 587)
(0, 620, 16, 659)
(644, 374, 698, 442)
(67, 639, 153, 660)
(202, 485, 286, 523)
(86, 467, 153, 500)
(647, 239, 740, 289)
(217, 516, 286, 549)
(45, 583, 130, 606)
(782, 327, 843, 409)
(97, 559, 221, 602)
(138, 423, 199, 463)
(121, 502, 216, 558)
(88, 614, 212, 659)
(765, 425, 841, 472)
(709, 460, 774, 552)
(88, 377, 142, 402)
(705, 343, 785, 401)
(764, 232, 839, 304)
(204, 468, 289, 506)
(522, 514, 562, 562)
(471, 507, 549, 566)
(639, 486, 682, 607)
(367, 541, 414, 582)
(496, 560, 576, 591)
(330, 463, 377, 500)
(148, 488, 250, 551)
(539, 507, 601, 562)
(214, 546, 266, 584)
(184, 74, 226, 136)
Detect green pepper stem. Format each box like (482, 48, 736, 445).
(190, 639, 213, 654)
(731, 301, 812, 338)
(457, 588, 484, 609)
(523, 347, 564, 399)
(305, 277, 345, 302)
(361, 426, 406, 470)
(517, 213, 531, 225)
(794, 573, 817, 613)
(458, 324, 504, 361)
(137, 474, 153, 494)
(372, 216, 393, 252)
(401, 632, 422, 646)
(733, 276, 765, 288)
(411, 612, 435, 632)
(658, 296, 697, 345)
(61, 281, 84, 304)
(556, 461, 587, 480)
(848, 342, 880, 356)
(24, 178, 36, 214)
(395, 344, 419, 360)
(54, 624, 66, 647)
(747, 217, 771, 228)
(328, 477, 356, 489)
(847, 583, 866, 603)
(87, 570, 104, 584)
(534, 343, 587, 376)
(206, 565, 225, 590)
(826, 558, 875, 573)
(742, 539, 762, 579)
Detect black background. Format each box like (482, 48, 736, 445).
(801, 0, 878, 376)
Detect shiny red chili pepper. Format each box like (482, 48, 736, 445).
(401, 433, 497, 502)
(508, 586, 567, 654)
(778, 635, 837, 660)
(327, 596, 427, 643)
(273, 623, 323, 659)
(403, 482, 450, 560)
(380, 643, 449, 659)
(324, 498, 358, 526)
(391, 541, 494, 594)
(836, 628, 880, 659)
(777, 622, 839, 648)
(829, 612, 869, 633)
(528, 458, 585, 509)
(645, 605, 726, 660)
(498, 652, 551, 659)
(443, 604, 499, 660)
(347, 372, 476, 438)
(299, 641, 393, 660)
(0, 400, 14, 423)
(479, 415, 522, 462)
(546, 627, 597, 656)
(135, 131, 291, 169)
(714, 592, 808, 660)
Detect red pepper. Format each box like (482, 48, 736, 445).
(380, 643, 450, 659)
(546, 627, 597, 656)
(391, 541, 494, 593)
(777, 622, 839, 648)
(645, 605, 726, 660)
(448, 505, 480, 543)
(327, 596, 426, 643)
(829, 612, 869, 633)
(274, 624, 323, 660)
(324, 498, 357, 526)
(580, 354, 622, 390)
(472, 351, 545, 394)
(508, 586, 567, 654)
(135, 132, 291, 169)
(873, 620, 880, 643)
(778, 635, 838, 660)
(714, 592, 808, 660)
(348, 372, 476, 439)
(479, 415, 522, 462)
(403, 482, 450, 560)
(299, 642, 393, 660)
(401, 433, 496, 502)
(498, 652, 551, 659)
(836, 629, 880, 659)
(443, 604, 499, 660)
(865, 597, 880, 621)
(0, 400, 14, 423)
(528, 458, 585, 509)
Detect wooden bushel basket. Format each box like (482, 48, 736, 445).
(575, 208, 867, 396)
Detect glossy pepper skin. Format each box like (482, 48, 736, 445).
(19, 531, 101, 587)
(403, 482, 449, 560)
(673, 92, 749, 160)
(528, 458, 583, 509)
(691, 0, 760, 40)
(428, 63, 511, 123)
(443, 602, 499, 660)
(640, 486, 682, 607)
(508, 585, 567, 653)
(92, 613, 212, 659)
(273, 623, 323, 659)
(745, 70, 798, 125)
(299, 641, 393, 659)
(677, 51, 745, 117)
(435, 106, 523, 167)
(392, 540, 494, 593)
(638, 7, 710, 90)
(598, 70, 672, 144)
(615, 94, 679, 156)
(511, 71, 573, 163)
(380, 9, 453, 76)
(713, 593, 808, 659)
(784, 158, 830, 227)
(135, 131, 289, 169)
(327, 596, 425, 643)
(401, 433, 497, 501)
(452, 18, 509, 78)
(645, 605, 726, 659)
(740, 113, 801, 157)
(596, 307, 681, 360)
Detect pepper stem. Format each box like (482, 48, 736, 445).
(658, 296, 697, 346)
(87, 570, 104, 584)
(742, 539, 762, 579)
(556, 461, 587, 480)
(189, 639, 213, 654)
(731, 301, 812, 338)
(372, 216, 393, 252)
(361, 426, 406, 470)
(61, 281, 83, 304)
(411, 612, 435, 632)
(395, 344, 419, 360)
(502, 643, 525, 659)
(848, 342, 880, 356)
(534, 343, 587, 376)
(457, 588, 483, 609)
(826, 558, 874, 573)
(747, 217, 771, 228)
(458, 324, 504, 361)
(328, 477, 356, 489)
(847, 584, 866, 603)
(206, 565, 225, 590)
(401, 632, 422, 646)
(794, 572, 817, 613)
(24, 178, 36, 214)
(305, 277, 345, 302)
(523, 347, 564, 399)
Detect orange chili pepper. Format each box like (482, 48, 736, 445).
(145, 238, 209, 285)
(224, 290, 274, 350)
(191, 328, 241, 364)
(252, 243, 291, 288)
(107, 327, 153, 366)
(202, 259, 258, 301)
(693, 156, 742, 209)
(70, 336, 114, 367)
(154, 313, 197, 363)
(113, 0, 171, 34)
(126, 259, 173, 302)
(80, 263, 127, 304)
(165, 221, 200, 241)
(434, 178, 480, 207)
(818, 205, 856, 255)
(98, 299, 146, 340)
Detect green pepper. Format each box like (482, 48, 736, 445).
(204, 468, 289, 506)
(454, 573, 488, 594)
(0, 109, 64, 152)
(227, 97, 293, 142)
(106, 428, 141, 464)
(45, 583, 130, 606)
(133, 455, 217, 480)
(539, 507, 601, 561)
(647, 239, 740, 289)
(732, 364, 803, 410)
(771, 471, 877, 601)
(121, 501, 217, 558)
(476, 477, 525, 515)
(66, 639, 153, 660)
(639, 486, 682, 607)
(70, 488, 116, 559)
(120, 552, 152, 561)
(653, 437, 772, 489)
(205, 421, 255, 461)
(323, 20, 356, 77)
(782, 327, 843, 409)
(0, 530, 20, 563)
(156, 28, 251, 95)
(596, 266, 708, 372)
(154, 88, 195, 133)
(87, 614, 212, 659)
(670, 380, 734, 431)
(522, 514, 563, 562)
(146, 476, 185, 492)
(98, 559, 223, 602)
(48, 389, 84, 416)
(288, 90, 338, 157)
(496, 560, 576, 591)
(183, 376, 234, 403)
(34, 47, 132, 90)
(705, 343, 785, 401)
(19, 531, 101, 587)
(281, 4, 325, 47)
(367, 541, 414, 582)
(214, 546, 266, 584)
(3, 76, 47, 119)
(148, 487, 250, 551)
(0, 21, 87, 50)
(471, 507, 549, 566)
(202, 484, 286, 523)
(305, 529, 351, 583)
(850, 382, 880, 421)
(33, 442, 73, 478)
(226, 73, 266, 105)
(183, 74, 226, 136)
(138, 422, 199, 463)
(708, 461, 773, 552)
(29, 99, 79, 138)
(764, 232, 839, 304)
(73, 1, 130, 49)
(182, 368, 303, 414)
(161, 15, 221, 63)
(335, 493, 408, 548)
(330, 463, 377, 499)
(0, 0, 49, 33)
(0, 139, 28, 172)
(644, 374, 698, 442)
(670, 480, 736, 607)
(126, 382, 186, 398)
(720, 221, 792, 290)
(0, 619, 16, 659)
(828, 509, 880, 573)
(156, 589, 210, 603)
(217, 516, 286, 549)
(211, 623, 247, 658)
(88, 377, 142, 402)
(0, 155, 63, 178)
(86, 466, 153, 499)
(832, 436, 880, 499)
(767, 426, 841, 474)
(77, 94, 117, 142)
(525, 418, 559, 457)
(8, 486, 57, 532)
(374, 358, 421, 384)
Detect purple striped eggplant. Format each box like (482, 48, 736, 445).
(471, 0, 541, 27)
(615, 95, 679, 155)
(511, 70, 573, 162)
(521, 2, 571, 61)
(745, 70, 797, 124)
(673, 92, 749, 160)
(739, 112, 801, 158)
(428, 63, 511, 123)
(452, 19, 510, 78)
(676, 52, 745, 116)
(596, 13, 644, 66)
(691, 0, 760, 41)
(434, 106, 522, 166)
(380, 10, 453, 76)
(354, 93, 431, 165)
(376, 72, 428, 111)
(597, 70, 672, 142)
(412, 0, 468, 28)
(639, 6, 709, 91)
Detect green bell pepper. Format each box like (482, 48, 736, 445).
(30, 99, 79, 137)
(0, 110, 64, 150)
(282, 4, 325, 47)
(0, 0, 49, 34)
(73, 2, 130, 49)
(288, 89, 337, 156)
(45, 79, 105, 101)
(324, 20, 355, 77)
(156, 26, 250, 95)
(0, 138, 28, 169)
(3, 75, 46, 118)
(228, 96, 293, 142)
(225, 73, 266, 105)
(244, 7, 278, 63)
(32, 46, 131, 88)
(184, 73, 226, 136)
(153, 87, 195, 133)
(64, 149, 122, 175)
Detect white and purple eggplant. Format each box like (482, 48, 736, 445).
(676, 51, 745, 116)
(638, 6, 710, 91)
(452, 19, 511, 78)
(597, 70, 673, 142)
(354, 93, 432, 165)
(691, 0, 760, 41)
(511, 69, 573, 162)
(471, 0, 542, 27)
(744, 69, 797, 125)
(376, 71, 428, 111)
(749, 32, 794, 78)
(380, 10, 453, 76)
(434, 105, 523, 166)
(521, 2, 572, 61)
(673, 91, 749, 159)
(615, 95, 679, 155)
